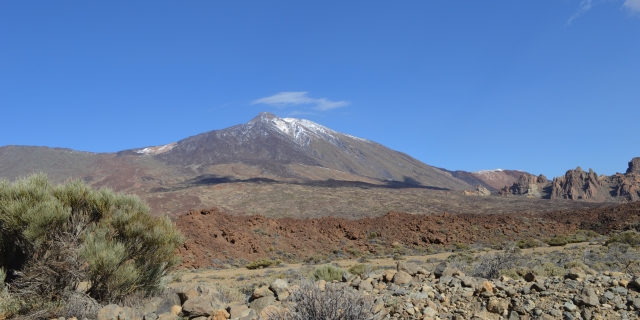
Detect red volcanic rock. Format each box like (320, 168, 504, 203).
(174, 202, 640, 269)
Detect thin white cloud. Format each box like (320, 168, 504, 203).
(252, 92, 349, 111)
(624, 0, 640, 13)
(568, 0, 595, 25)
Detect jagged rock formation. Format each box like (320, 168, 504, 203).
(627, 157, 640, 174)
(499, 173, 549, 198)
(501, 158, 640, 202)
(463, 185, 492, 196)
(551, 167, 608, 202)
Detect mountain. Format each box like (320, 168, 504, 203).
(499, 157, 640, 202)
(143, 112, 472, 190)
(1, 113, 491, 217)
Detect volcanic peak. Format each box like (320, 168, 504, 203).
(250, 112, 370, 148)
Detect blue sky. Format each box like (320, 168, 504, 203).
(1, 1, 639, 178)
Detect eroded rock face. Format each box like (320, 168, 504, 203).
(551, 167, 607, 202)
(502, 158, 640, 202)
(627, 157, 640, 174)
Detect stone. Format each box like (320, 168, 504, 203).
(156, 313, 176, 320)
(487, 297, 509, 314)
(434, 262, 456, 278)
(564, 302, 577, 311)
(182, 296, 221, 317)
(170, 305, 181, 316)
(384, 270, 397, 282)
(358, 279, 373, 292)
(252, 285, 274, 299)
(212, 309, 230, 320)
(574, 288, 599, 307)
(342, 271, 355, 282)
(177, 289, 199, 305)
(392, 271, 412, 285)
(143, 313, 157, 320)
(566, 267, 586, 280)
(397, 261, 419, 276)
(248, 296, 276, 314)
(477, 281, 494, 294)
(524, 272, 536, 282)
(423, 307, 438, 318)
(229, 303, 250, 319)
(530, 282, 546, 292)
(270, 279, 289, 300)
(260, 305, 281, 319)
(139, 298, 163, 315)
(156, 294, 181, 315)
(522, 299, 535, 313)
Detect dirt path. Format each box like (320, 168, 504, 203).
(171, 242, 596, 288)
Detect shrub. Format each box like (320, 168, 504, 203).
(312, 265, 344, 282)
(454, 243, 471, 251)
(547, 236, 568, 246)
(516, 238, 541, 249)
(471, 243, 521, 279)
(348, 264, 375, 278)
(566, 230, 600, 243)
(266, 282, 380, 320)
(245, 258, 282, 270)
(606, 230, 640, 247)
(0, 174, 183, 307)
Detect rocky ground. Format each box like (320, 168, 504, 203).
(94, 255, 640, 320)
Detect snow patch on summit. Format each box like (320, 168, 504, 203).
(261, 114, 370, 147)
(474, 169, 504, 174)
(136, 142, 177, 155)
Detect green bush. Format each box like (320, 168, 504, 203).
(516, 238, 541, 249)
(245, 258, 282, 269)
(0, 174, 183, 306)
(348, 264, 376, 278)
(547, 236, 568, 247)
(566, 230, 600, 243)
(312, 265, 344, 282)
(606, 230, 640, 247)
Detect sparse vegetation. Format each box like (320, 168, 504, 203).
(266, 281, 379, 320)
(0, 174, 183, 317)
(245, 258, 282, 270)
(312, 265, 344, 282)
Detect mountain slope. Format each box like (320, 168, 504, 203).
(154, 112, 472, 190)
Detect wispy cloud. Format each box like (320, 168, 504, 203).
(568, 0, 596, 25)
(252, 92, 349, 111)
(624, 0, 640, 13)
(568, 0, 640, 24)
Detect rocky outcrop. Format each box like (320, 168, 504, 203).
(626, 157, 640, 174)
(499, 173, 549, 198)
(463, 185, 491, 196)
(502, 158, 640, 203)
(551, 167, 607, 202)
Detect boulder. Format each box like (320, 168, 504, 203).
(177, 289, 199, 305)
(573, 287, 599, 307)
(384, 270, 397, 282)
(392, 271, 412, 285)
(433, 262, 456, 278)
(252, 285, 274, 299)
(269, 279, 289, 300)
(212, 309, 230, 320)
(397, 261, 419, 276)
(248, 296, 276, 314)
(182, 296, 222, 317)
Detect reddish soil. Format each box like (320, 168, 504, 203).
(175, 202, 640, 269)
